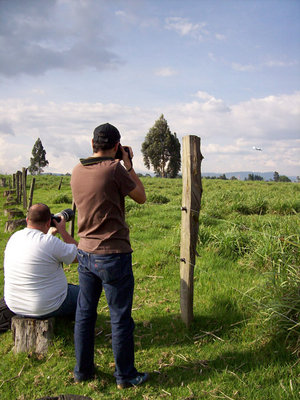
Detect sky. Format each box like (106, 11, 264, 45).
(0, 0, 299, 177)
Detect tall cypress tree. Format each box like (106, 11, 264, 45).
(28, 138, 49, 175)
(141, 115, 181, 178)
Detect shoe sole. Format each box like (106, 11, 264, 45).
(117, 374, 149, 389)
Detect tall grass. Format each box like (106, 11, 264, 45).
(0, 175, 299, 399)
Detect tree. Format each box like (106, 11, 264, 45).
(28, 138, 49, 175)
(273, 171, 280, 182)
(218, 174, 227, 180)
(278, 175, 291, 182)
(141, 115, 181, 178)
(246, 174, 264, 181)
(273, 171, 291, 182)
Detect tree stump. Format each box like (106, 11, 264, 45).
(4, 198, 18, 206)
(3, 189, 16, 197)
(11, 316, 55, 354)
(4, 209, 25, 219)
(4, 218, 26, 232)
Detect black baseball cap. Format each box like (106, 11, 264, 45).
(93, 123, 121, 146)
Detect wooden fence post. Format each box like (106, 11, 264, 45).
(22, 167, 27, 209)
(16, 171, 22, 203)
(180, 135, 203, 328)
(58, 177, 63, 190)
(28, 177, 35, 209)
(69, 199, 76, 238)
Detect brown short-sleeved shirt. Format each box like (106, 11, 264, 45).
(71, 159, 136, 254)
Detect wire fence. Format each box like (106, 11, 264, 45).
(131, 204, 299, 326)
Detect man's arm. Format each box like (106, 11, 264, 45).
(49, 218, 78, 246)
(121, 145, 146, 204)
(127, 169, 146, 204)
(48, 218, 78, 263)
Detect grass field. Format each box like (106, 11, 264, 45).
(0, 175, 299, 400)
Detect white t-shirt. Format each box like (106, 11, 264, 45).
(4, 228, 77, 317)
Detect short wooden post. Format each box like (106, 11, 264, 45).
(69, 200, 76, 237)
(11, 316, 55, 354)
(12, 173, 16, 188)
(58, 176, 63, 190)
(0, 177, 7, 187)
(4, 219, 26, 232)
(28, 177, 35, 209)
(22, 167, 27, 209)
(180, 135, 203, 327)
(16, 171, 22, 203)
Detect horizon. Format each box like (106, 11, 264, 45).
(0, 0, 299, 176)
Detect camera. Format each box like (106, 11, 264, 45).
(115, 144, 132, 167)
(50, 208, 74, 227)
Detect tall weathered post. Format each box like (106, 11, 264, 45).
(180, 135, 203, 328)
(69, 199, 76, 238)
(22, 167, 27, 209)
(28, 178, 36, 209)
(16, 171, 22, 204)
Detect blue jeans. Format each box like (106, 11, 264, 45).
(74, 250, 137, 384)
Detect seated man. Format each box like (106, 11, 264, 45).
(4, 203, 79, 319)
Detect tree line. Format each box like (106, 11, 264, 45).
(28, 115, 181, 178)
(27, 116, 294, 182)
(204, 172, 292, 182)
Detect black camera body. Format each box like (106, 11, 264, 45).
(115, 145, 132, 167)
(50, 208, 74, 227)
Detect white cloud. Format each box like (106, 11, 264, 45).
(264, 60, 298, 68)
(0, 92, 299, 176)
(155, 67, 178, 77)
(232, 63, 256, 72)
(194, 91, 231, 112)
(0, 0, 121, 76)
(165, 17, 208, 40)
(215, 33, 225, 40)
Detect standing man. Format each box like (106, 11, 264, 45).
(71, 123, 148, 389)
(4, 203, 79, 319)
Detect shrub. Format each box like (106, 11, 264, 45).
(147, 194, 170, 204)
(52, 193, 72, 204)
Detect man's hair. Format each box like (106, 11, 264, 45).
(92, 141, 115, 153)
(27, 203, 51, 225)
(92, 123, 120, 153)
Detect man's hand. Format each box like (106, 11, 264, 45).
(120, 145, 133, 171)
(53, 216, 67, 234)
(48, 226, 58, 236)
(48, 216, 78, 246)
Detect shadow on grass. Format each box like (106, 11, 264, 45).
(51, 297, 296, 391)
(148, 332, 296, 390)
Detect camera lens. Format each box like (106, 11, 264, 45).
(59, 209, 74, 222)
(50, 208, 74, 226)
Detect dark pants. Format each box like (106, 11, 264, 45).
(74, 250, 137, 384)
(21, 284, 79, 319)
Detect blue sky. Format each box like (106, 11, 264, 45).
(0, 0, 299, 176)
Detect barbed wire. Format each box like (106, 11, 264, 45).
(175, 255, 299, 325)
(183, 207, 300, 248)
(130, 206, 299, 326)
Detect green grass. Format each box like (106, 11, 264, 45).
(0, 175, 299, 399)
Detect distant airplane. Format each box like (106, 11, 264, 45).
(253, 146, 262, 151)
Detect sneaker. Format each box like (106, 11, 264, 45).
(117, 372, 149, 389)
(74, 373, 95, 383)
(74, 366, 96, 382)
